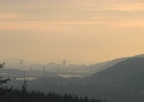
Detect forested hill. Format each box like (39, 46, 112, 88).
(92, 57, 144, 85)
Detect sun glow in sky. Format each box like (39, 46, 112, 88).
(0, 0, 144, 64)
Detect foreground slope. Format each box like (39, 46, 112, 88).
(91, 57, 144, 102)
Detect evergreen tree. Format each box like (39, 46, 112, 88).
(0, 63, 12, 102)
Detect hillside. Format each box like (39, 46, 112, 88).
(90, 57, 144, 102)
(91, 57, 127, 73)
(91, 54, 144, 74)
(92, 57, 144, 85)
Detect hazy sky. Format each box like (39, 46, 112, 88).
(0, 0, 144, 64)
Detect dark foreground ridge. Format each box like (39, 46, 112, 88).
(0, 88, 105, 102)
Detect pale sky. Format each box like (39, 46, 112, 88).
(0, 0, 144, 64)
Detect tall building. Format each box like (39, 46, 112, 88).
(61, 60, 66, 66)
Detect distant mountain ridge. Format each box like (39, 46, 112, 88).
(92, 56, 144, 85)
(91, 54, 144, 73)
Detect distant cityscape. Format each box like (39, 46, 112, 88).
(0, 59, 96, 80)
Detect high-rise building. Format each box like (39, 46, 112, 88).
(61, 60, 66, 66)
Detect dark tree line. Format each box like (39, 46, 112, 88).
(4, 90, 105, 102)
(0, 63, 105, 102)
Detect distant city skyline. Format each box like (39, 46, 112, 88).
(1, 54, 143, 65)
(0, 0, 144, 64)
